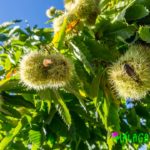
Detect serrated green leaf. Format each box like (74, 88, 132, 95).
(14, 51, 22, 62)
(90, 71, 101, 100)
(50, 113, 69, 137)
(11, 40, 25, 46)
(69, 41, 95, 75)
(98, 85, 120, 150)
(136, 0, 150, 10)
(125, 4, 149, 20)
(0, 20, 20, 33)
(127, 108, 140, 128)
(29, 130, 41, 146)
(65, 84, 87, 111)
(2, 92, 34, 108)
(0, 34, 9, 41)
(113, 0, 136, 22)
(135, 104, 150, 119)
(0, 69, 5, 76)
(74, 60, 91, 96)
(138, 26, 150, 43)
(75, 60, 91, 83)
(52, 90, 72, 126)
(0, 120, 23, 150)
(0, 79, 28, 92)
(1, 105, 21, 118)
(105, 21, 137, 40)
(72, 112, 89, 140)
(99, 0, 111, 10)
(95, 16, 136, 40)
(72, 37, 92, 62)
(84, 39, 119, 61)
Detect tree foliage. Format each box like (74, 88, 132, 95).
(0, 0, 150, 150)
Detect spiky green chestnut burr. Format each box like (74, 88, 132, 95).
(53, 15, 65, 33)
(19, 52, 73, 90)
(108, 45, 150, 100)
(64, 0, 76, 11)
(46, 6, 56, 18)
(71, 0, 99, 24)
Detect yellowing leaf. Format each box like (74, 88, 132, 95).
(6, 69, 17, 79)
(52, 31, 59, 45)
(52, 17, 67, 49)
(66, 20, 80, 33)
(79, 89, 87, 98)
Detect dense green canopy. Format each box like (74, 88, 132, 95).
(0, 0, 150, 149)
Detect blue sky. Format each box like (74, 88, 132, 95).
(0, 0, 64, 28)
